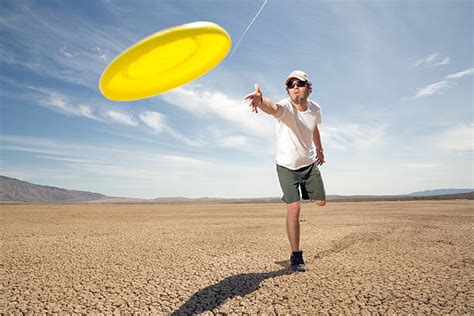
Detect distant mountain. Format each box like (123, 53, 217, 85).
(408, 189, 474, 196)
(0, 175, 110, 203)
(328, 192, 473, 202)
(1, 175, 473, 204)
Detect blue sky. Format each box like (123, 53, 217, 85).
(1, 0, 472, 198)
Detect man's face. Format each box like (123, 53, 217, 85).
(286, 79, 309, 104)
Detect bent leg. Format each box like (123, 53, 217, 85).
(286, 202, 301, 252)
(314, 200, 326, 206)
(304, 163, 326, 206)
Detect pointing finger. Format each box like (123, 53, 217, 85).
(255, 83, 261, 94)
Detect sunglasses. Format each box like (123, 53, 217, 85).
(286, 80, 307, 89)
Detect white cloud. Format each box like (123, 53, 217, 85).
(0, 4, 129, 88)
(160, 86, 274, 137)
(409, 67, 473, 100)
(444, 68, 474, 80)
(157, 86, 278, 153)
(415, 53, 439, 66)
(94, 47, 109, 61)
(29, 87, 147, 127)
(217, 135, 249, 148)
(99, 0, 135, 16)
(162, 127, 202, 147)
(103, 110, 138, 126)
(137, 111, 204, 146)
(187, 126, 274, 153)
(26, 85, 263, 149)
(0, 134, 211, 174)
(35, 89, 143, 127)
(414, 53, 451, 67)
(78, 105, 97, 120)
(138, 111, 166, 133)
(437, 124, 474, 152)
(413, 80, 453, 98)
(437, 57, 451, 66)
(38, 92, 102, 121)
(322, 121, 388, 151)
(59, 46, 78, 58)
(161, 154, 210, 167)
(47, 93, 68, 110)
(401, 163, 440, 169)
(1, 134, 283, 198)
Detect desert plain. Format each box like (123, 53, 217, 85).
(1, 200, 473, 314)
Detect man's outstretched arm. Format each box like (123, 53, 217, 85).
(244, 84, 284, 117)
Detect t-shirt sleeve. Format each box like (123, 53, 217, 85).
(274, 99, 288, 120)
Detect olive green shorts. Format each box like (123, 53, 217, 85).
(276, 163, 326, 204)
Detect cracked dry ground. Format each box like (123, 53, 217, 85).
(1, 200, 473, 314)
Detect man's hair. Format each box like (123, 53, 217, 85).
(286, 81, 312, 95)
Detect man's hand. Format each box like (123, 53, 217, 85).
(244, 84, 263, 113)
(316, 150, 325, 166)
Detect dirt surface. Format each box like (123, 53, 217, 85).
(1, 200, 473, 314)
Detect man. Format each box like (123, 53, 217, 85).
(244, 70, 326, 272)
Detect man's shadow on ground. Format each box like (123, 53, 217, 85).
(171, 261, 291, 315)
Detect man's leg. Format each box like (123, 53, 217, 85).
(305, 163, 326, 207)
(286, 201, 301, 252)
(314, 200, 326, 206)
(287, 201, 307, 272)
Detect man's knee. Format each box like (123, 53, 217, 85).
(287, 202, 301, 216)
(314, 200, 326, 206)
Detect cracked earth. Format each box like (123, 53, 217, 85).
(1, 200, 473, 314)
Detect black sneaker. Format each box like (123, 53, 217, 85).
(290, 250, 306, 272)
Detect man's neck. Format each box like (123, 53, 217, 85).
(291, 98, 308, 112)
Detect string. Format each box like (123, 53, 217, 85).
(228, 0, 268, 59)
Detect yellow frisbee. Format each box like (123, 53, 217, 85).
(99, 21, 231, 101)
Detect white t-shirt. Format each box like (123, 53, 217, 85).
(274, 98, 322, 170)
